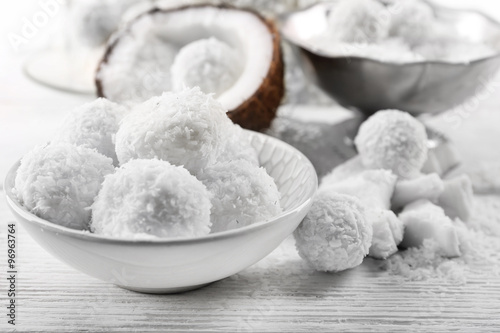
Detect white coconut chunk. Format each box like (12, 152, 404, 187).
(98, 6, 273, 111)
(321, 169, 397, 210)
(399, 200, 461, 257)
(391, 173, 444, 209)
(438, 175, 474, 222)
(421, 141, 461, 176)
(421, 151, 443, 175)
(433, 141, 461, 175)
(369, 209, 404, 260)
(321, 156, 366, 184)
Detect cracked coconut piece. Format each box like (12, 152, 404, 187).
(392, 173, 444, 210)
(368, 209, 404, 260)
(321, 169, 397, 210)
(399, 200, 461, 258)
(438, 175, 474, 222)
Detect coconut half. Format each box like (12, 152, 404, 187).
(96, 4, 284, 131)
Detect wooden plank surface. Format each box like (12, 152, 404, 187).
(1, 194, 500, 332)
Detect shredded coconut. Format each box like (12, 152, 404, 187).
(382, 197, 500, 283)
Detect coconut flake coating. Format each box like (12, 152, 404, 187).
(220, 124, 259, 166)
(52, 98, 128, 166)
(115, 87, 235, 174)
(326, 0, 390, 44)
(14, 143, 114, 230)
(388, 0, 434, 46)
(368, 208, 404, 260)
(198, 160, 282, 233)
(91, 159, 212, 239)
(294, 192, 372, 272)
(354, 110, 428, 179)
(171, 37, 242, 97)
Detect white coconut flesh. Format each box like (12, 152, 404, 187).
(98, 6, 274, 111)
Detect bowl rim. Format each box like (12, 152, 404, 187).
(279, 0, 500, 67)
(4, 131, 318, 246)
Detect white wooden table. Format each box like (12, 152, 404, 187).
(2, 1, 500, 332)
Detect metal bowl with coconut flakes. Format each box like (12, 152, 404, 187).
(280, 0, 500, 115)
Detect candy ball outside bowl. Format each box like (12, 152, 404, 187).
(5, 131, 317, 294)
(280, 1, 500, 115)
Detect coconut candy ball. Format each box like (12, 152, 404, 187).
(52, 98, 128, 166)
(354, 109, 428, 179)
(294, 191, 372, 272)
(14, 143, 114, 230)
(327, 0, 390, 44)
(198, 159, 282, 233)
(115, 87, 235, 174)
(171, 37, 242, 97)
(91, 159, 212, 239)
(219, 124, 259, 166)
(388, 0, 434, 47)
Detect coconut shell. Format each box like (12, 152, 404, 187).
(95, 4, 284, 132)
(226, 15, 284, 132)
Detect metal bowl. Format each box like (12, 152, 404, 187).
(280, 1, 500, 115)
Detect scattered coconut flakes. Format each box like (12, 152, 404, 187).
(469, 195, 500, 237)
(382, 239, 467, 284)
(381, 198, 500, 283)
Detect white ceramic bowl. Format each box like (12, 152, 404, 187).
(5, 131, 317, 294)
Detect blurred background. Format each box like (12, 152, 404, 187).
(1, 0, 500, 181)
